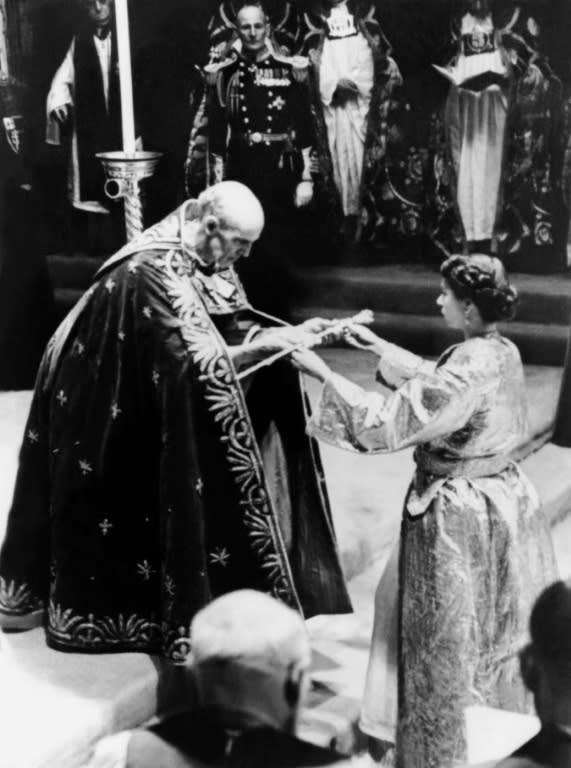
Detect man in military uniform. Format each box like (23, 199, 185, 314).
(205, 2, 315, 318)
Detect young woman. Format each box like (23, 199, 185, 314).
(292, 254, 557, 767)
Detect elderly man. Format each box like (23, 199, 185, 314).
(84, 590, 352, 767)
(490, 579, 571, 768)
(0, 182, 351, 659)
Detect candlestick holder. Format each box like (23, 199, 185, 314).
(97, 150, 162, 241)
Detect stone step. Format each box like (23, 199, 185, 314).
(47, 254, 103, 291)
(291, 265, 571, 327)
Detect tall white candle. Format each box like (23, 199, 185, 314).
(114, 0, 136, 154)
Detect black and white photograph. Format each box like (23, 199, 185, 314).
(2, 1, 571, 766)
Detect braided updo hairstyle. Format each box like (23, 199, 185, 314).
(440, 254, 519, 323)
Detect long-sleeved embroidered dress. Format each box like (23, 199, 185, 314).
(308, 333, 556, 768)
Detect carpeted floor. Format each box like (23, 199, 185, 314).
(0, 351, 566, 768)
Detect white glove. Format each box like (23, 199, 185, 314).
(294, 180, 314, 208)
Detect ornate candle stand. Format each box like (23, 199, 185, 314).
(97, 150, 162, 241)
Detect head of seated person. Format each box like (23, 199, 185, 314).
(189, 589, 311, 734)
(520, 579, 571, 726)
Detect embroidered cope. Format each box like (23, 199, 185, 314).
(0, 206, 351, 659)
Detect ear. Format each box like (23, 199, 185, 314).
(204, 215, 220, 234)
(520, 645, 538, 693)
(284, 662, 306, 708)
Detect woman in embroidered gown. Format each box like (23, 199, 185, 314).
(291, 254, 557, 768)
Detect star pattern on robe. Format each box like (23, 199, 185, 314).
(99, 518, 113, 536)
(142, 306, 152, 319)
(118, 330, 126, 341)
(56, 389, 68, 407)
(137, 560, 154, 581)
(152, 370, 160, 387)
(27, 429, 39, 444)
(164, 575, 176, 597)
(104, 278, 116, 294)
(128, 261, 139, 274)
(110, 402, 122, 420)
(209, 547, 230, 567)
(79, 459, 93, 475)
(195, 478, 203, 495)
(73, 340, 85, 356)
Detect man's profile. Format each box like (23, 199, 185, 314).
(0, 181, 351, 659)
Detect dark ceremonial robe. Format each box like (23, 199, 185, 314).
(124, 711, 351, 768)
(437, 3, 569, 269)
(47, 25, 122, 211)
(0, 207, 351, 659)
(298, 2, 404, 251)
(73, 26, 121, 204)
(494, 724, 571, 768)
(0, 75, 56, 389)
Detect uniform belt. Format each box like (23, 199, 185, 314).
(240, 132, 292, 146)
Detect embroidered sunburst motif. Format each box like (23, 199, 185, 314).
(79, 459, 92, 475)
(137, 560, 154, 581)
(27, 429, 39, 444)
(0, 576, 40, 612)
(209, 547, 230, 567)
(56, 389, 68, 407)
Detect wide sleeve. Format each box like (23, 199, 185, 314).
(307, 354, 476, 453)
(375, 340, 436, 389)
(46, 39, 75, 145)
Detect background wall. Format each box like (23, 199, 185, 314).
(3, 0, 571, 254)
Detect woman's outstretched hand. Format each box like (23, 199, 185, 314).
(290, 349, 332, 382)
(344, 323, 385, 353)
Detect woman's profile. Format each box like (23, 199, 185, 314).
(292, 254, 557, 767)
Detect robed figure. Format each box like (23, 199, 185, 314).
(0, 184, 351, 660)
(437, 0, 568, 269)
(298, 0, 404, 250)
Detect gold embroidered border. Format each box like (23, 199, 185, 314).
(162, 251, 300, 610)
(47, 600, 165, 653)
(0, 576, 44, 615)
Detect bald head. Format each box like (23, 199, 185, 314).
(198, 182, 264, 243)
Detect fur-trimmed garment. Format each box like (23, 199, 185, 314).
(439, 3, 569, 269)
(298, 0, 404, 248)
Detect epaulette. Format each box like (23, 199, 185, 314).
(272, 51, 310, 82)
(202, 53, 237, 86)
